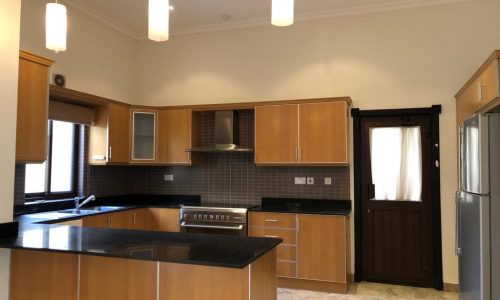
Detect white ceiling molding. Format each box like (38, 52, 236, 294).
(66, 0, 143, 40)
(66, 0, 480, 40)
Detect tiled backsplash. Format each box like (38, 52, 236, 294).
(14, 110, 350, 206)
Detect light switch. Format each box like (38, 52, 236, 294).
(294, 177, 306, 185)
(307, 177, 314, 185)
(324, 177, 332, 185)
(164, 174, 174, 181)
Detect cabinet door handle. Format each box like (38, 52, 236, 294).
(477, 82, 486, 100)
(298, 148, 302, 161)
(109, 146, 112, 160)
(133, 212, 136, 225)
(108, 216, 112, 228)
(295, 147, 299, 161)
(265, 219, 278, 223)
(264, 235, 279, 238)
(187, 152, 191, 162)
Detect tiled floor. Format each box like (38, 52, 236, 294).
(278, 282, 458, 300)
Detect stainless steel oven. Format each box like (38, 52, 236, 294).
(179, 205, 250, 236)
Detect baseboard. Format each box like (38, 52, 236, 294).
(443, 282, 458, 292)
(278, 277, 349, 294)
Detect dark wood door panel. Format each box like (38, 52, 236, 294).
(367, 209, 422, 282)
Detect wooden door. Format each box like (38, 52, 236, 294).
(82, 214, 110, 228)
(145, 208, 180, 232)
(255, 105, 299, 164)
(299, 102, 348, 164)
(297, 214, 347, 283)
(361, 115, 435, 287)
(130, 110, 157, 162)
(158, 109, 193, 164)
(16, 52, 53, 162)
(108, 103, 130, 163)
(109, 210, 134, 229)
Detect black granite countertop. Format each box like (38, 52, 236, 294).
(0, 223, 281, 268)
(3, 194, 282, 268)
(249, 198, 351, 215)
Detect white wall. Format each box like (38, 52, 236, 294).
(0, 0, 21, 298)
(19, 0, 137, 104)
(134, 0, 500, 284)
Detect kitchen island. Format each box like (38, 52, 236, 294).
(1, 222, 280, 300)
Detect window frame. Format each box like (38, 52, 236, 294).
(25, 121, 80, 200)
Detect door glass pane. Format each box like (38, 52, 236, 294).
(132, 112, 155, 160)
(50, 121, 75, 192)
(369, 126, 422, 201)
(25, 162, 46, 193)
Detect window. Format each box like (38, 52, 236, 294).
(369, 126, 422, 201)
(25, 120, 80, 199)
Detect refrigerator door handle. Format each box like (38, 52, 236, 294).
(455, 193, 462, 256)
(458, 125, 463, 190)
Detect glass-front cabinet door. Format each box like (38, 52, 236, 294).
(131, 110, 157, 161)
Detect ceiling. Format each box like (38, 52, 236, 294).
(66, 0, 473, 39)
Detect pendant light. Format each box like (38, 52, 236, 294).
(149, 0, 170, 42)
(45, 1, 67, 52)
(272, 0, 294, 27)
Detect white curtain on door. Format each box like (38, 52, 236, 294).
(369, 126, 422, 201)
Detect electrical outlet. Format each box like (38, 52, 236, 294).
(294, 177, 306, 185)
(164, 174, 174, 181)
(324, 177, 332, 185)
(307, 177, 314, 185)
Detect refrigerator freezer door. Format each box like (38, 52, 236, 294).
(460, 115, 489, 195)
(458, 191, 490, 300)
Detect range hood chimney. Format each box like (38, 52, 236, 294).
(187, 111, 253, 153)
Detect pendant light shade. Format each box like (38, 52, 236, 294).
(45, 2, 67, 52)
(149, 0, 170, 42)
(272, 0, 294, 27)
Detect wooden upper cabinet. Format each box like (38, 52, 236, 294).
(297, 214, 348, 283)
(158, 109, 199, 164)
(255, 99, 350, 166)
(89, 103, 130, 165)
(456, 50, 500, 125)
(16, 51, 54, 162)
(299, 102, 348, 164)
(130, 109, 157, 162)
(255, 104, 299, 164)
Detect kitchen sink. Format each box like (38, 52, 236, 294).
(57, 209, 99, 215)
(58, 206, 125, 215)
(84, 206, 125, 212)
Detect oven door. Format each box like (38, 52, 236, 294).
(180, 222, 247, 236)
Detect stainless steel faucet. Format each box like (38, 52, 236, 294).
(75, 195, 96, 209)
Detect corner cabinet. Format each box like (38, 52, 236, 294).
(16, 51, 54, 162)
(130, 109, 157, 162)
(248, 211, 350, 293)
(157, 109, 199, 165)
(255, 99, 350, 166)
(89, 103, 130, 165)
(456, 50, 500, 125)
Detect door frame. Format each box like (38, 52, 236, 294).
(351, 105, 443, 290)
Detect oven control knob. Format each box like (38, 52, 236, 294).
(215, 215, 220, 220)
(225, 216, 231, 221)
(210, 215, 214, 220)
(203, 214, 208, 219)
(183, 214, 188, 219)
(193, 214, 197, 220)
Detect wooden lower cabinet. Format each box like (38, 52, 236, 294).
(10, 248, 277, 300)
(249, 211, 350, 293)
(145, 208, 180, 232)
(80, 256, 157, 300)
(10, 250, 78, 300)
(297, 214, 347, 283)
(82, 209, 145, 230)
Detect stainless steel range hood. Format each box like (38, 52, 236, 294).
(187, 111, 254, 153)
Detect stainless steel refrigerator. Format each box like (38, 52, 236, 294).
(456, 113, 500, 300)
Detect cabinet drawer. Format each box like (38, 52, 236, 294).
(248, 212, 296, 228)
(249, 227, 296, 245)
(277, 245, 296, 261)
(277, 261, 296, 278)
